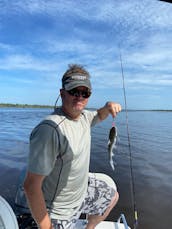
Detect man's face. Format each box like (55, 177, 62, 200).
(61, 86, 91, 113)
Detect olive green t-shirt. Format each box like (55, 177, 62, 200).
(28, 108, 99, 220)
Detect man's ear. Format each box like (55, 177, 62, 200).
(60, 89, 65, 98)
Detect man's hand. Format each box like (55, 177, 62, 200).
(105, 101, 122, 118)
(97, 101, 122, 121)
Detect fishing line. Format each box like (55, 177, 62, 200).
(119, 46, 138, 229)
(54, 94, 61, 111)
(112, 117, 115, 127)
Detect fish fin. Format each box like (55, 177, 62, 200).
(110, 159, 115, 171)
(113, 145, 117, 149)
(112, 144, 117, 151)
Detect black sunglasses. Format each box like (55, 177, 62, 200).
(67, 88, 91, 98)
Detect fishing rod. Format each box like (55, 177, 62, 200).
(118, 46, 138, 229)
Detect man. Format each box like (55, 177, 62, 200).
(24, 64, 121, 229)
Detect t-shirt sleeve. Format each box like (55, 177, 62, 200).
(28, 122, 59, 176)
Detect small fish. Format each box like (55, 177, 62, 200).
(108, 126, 117, 170)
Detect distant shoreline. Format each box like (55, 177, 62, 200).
(0, 103, 53, 108)
(0, 103, 172, 111)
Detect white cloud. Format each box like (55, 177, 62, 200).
(1, 0, 172, 26)
(0, 54, 57, 71)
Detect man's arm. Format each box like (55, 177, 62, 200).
(24, 172, 53, 229)
(97, 101, 122, 121)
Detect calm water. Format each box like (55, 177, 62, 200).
(0, 108, 172, 229)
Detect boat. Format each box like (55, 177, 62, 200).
(0, 195, 131, 229)
(0, 195, 18, 229)
(75, 214, 131, 229)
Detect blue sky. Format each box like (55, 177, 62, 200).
(0, 0, 172, 109)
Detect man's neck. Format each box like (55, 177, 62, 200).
(61, 106, 82, 120)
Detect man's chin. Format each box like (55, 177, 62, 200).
(73, 103, 84, 112)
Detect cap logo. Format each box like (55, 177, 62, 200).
(71, 75, 87, 80)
